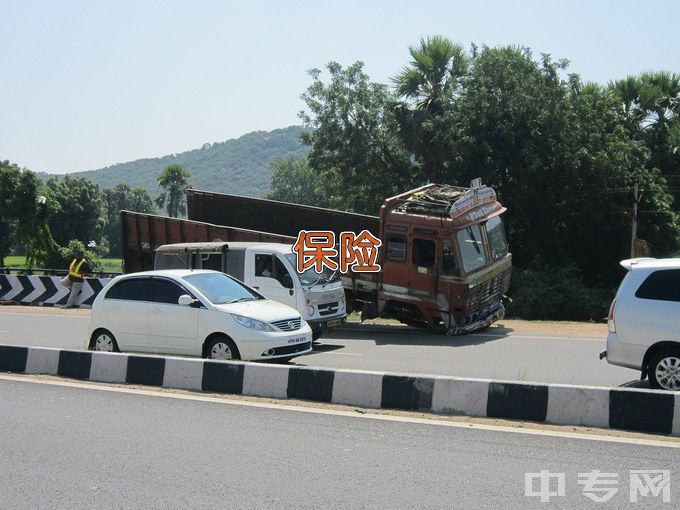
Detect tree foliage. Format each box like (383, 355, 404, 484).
(0, 160, 46, 264)
(156, 163, 190, 218)
(266, 156, 331, 207)
(297, 39, 680, 298)
(103, 183, 155, 257)
(299, 62, 417, 214)
(45, 175, 105, 249)
(392, 35, 468, 182)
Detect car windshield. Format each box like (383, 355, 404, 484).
(285, 253, 340, 287)
(182, 272, 262, 305)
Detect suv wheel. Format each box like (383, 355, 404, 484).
(648, 348, 680, 391)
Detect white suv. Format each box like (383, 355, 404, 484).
(602, 258, 680, 390)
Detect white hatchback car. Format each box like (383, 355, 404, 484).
(603, 258, 680, 390)
(87, 269, 313, 361)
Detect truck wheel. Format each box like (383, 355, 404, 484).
(648, 348, 680, 390)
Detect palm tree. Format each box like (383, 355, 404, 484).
(393, 35, 468, 112)
(156, 164, 190, 218)
(392, 36, 468, 182)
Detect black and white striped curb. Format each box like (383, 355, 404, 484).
(0, 275, 110, 307)
(1, 344, 678, 436)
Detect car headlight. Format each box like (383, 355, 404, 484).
(230, 313, 276, 332)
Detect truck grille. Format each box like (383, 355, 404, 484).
(317, 302, 339, 317)
(271, 317, 302, 331)
(463, 268, 511, 324)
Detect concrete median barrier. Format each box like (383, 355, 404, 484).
(1, 344, 678, 436)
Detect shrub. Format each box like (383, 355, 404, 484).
(506, 266, 615, 321)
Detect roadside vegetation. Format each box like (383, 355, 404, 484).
(270, 37, 680, 321)
(2, 36, 678, 320)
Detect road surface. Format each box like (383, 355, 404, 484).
(1, 376, 677, 509)
(0, 307, 640, 387)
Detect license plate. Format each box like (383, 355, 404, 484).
(287, 336, 307, 344)
(327, 319, 342, 328)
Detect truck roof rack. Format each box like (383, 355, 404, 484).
(393, 185, 469, 217)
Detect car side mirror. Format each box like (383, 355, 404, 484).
(178, 294, 195, 306)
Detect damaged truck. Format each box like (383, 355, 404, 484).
(122, 179, 511, 335)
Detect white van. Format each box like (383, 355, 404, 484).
(602, 258, 680, 390)
(154, 242, 346, 340)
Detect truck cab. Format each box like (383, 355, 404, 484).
(154, 242, 346, 340)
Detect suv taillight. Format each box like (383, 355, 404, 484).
(608, 298, 617, 333)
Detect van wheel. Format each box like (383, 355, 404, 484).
(648, 348, 680, 391)
(207, 336, 240, 361)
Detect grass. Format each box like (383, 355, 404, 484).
(2, 255, 123, 273)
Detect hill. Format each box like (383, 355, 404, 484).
(53, 126, 310, 197)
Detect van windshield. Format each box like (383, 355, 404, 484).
(183, 272, 262, 304)
(285, 253, 341, 287)
(155, 252, 189, 270)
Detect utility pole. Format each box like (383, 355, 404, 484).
(630, 181, 640, 258)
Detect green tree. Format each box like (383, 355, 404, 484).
(156, 163, 190, 217)
(452, 46, 679, 286)
(45, 175, 105, 248)
(103, 183, 155, 257)
(0, 161, 44, 265)
(266, 156, 332, 207)
(392, 35, 468, 182)
(299, 61, 417, 214)
(612, 72, 680, 177)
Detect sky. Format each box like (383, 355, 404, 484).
(2, 0, 679, 175)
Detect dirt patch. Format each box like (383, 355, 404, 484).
(0, 305, 89, 316)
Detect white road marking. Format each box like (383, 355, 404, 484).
(320, 352, 364, 356)
(1, 374, 677, 449)
(0, 331, 7, 333)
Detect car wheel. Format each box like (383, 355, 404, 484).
(648, 348, 680, 391)
(91, 329, 119, 352)
(207, 336, 240, 361)
(312, 330, 322, 342)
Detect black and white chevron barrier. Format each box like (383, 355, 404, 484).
(0, 275, 111, 307)
(1, 344, 678, 436)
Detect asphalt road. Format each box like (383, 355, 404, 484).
(0, 308, 640, 388)
(1, 377, 677, 509)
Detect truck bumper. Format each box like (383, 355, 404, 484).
(308, 315, 347, 331)
(449, 303, 505, 336)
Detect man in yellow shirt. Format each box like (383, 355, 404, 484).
(64, 250, 90, 308)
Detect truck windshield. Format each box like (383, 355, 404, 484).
(486, 216, 508, 261)
(183, 272, 262, 304)
(284, 253, 340, 287)
(457, 225, 486, 273)
(155, 252, 189, 270)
